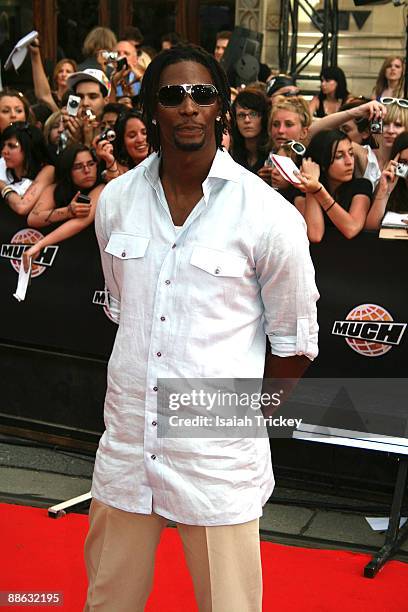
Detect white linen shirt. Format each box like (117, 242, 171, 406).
(93, 148, 319, 526)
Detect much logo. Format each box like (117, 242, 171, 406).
(332, 304, 406, 357)
(1, 229, 58, 278)
(93, 287, 117, 323)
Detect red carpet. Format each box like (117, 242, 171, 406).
(0, 503, 407, 611)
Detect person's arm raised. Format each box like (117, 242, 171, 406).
(29, 38, 59, 113)
(308, 99, 385, 139)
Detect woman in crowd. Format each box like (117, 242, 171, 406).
(0, 89, 32, 132)
(94, 108, 149, 181)
(373, 56, 405, 100)
(309, 66, 353, 117)
(0, 122, 54, 216)
(23, 144, 104, 270)
(295, 129, 372, 242)
(230, 88, 270, 173)
(258, 96, 311, 186)
(27, 143, 101, 228)
(365, 132, 408, 230)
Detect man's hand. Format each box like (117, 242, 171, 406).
(62, 109, 83, 143)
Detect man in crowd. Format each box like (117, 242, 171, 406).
(214, 30, 231, 62)
(84, 44, 319, 612)
(64, 68, 110, 145)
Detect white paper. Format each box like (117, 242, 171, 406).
(4, 30, 38, 71)
(382, 211, 408, 228)
(13, 257, 31, 302)
(270, 154, 301, 185)
(365, 516, 407, 532)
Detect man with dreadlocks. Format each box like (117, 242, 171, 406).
(84, 44, 319, 612)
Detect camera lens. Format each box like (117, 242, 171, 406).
(70, 100, 79, 108)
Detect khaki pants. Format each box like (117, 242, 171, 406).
(83, 499, 262, 612)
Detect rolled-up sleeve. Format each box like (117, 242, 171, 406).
(256, 208, 319, 361)
(95, 188, 121, 324)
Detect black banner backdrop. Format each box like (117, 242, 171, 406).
(0, 206, 407, 486)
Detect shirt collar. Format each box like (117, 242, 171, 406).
(142, 148, 241, 192)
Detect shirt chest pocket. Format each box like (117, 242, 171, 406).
(105, 233, 150, 287)
(190, 246, 247, 307)
(105, 233, 150, 260)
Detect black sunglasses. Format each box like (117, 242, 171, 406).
(158, 83, 218, 107)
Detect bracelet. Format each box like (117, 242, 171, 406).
(325, 199, 336, 213)
(106, 161, 118, 171)
(312, 185, 322, 194)
(1, 186, 15, 200)
(67, 203, 73, 217)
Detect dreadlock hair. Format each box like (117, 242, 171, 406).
(140, 44, 231, 154)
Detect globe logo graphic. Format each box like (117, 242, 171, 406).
(10, 229, 46, 278)
(345, 304, 393, 357)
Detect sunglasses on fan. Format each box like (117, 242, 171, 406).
(380, 97, 408, 108)
(158, 83, 218, 107)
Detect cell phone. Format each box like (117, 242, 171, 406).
(116, 56, 128, 71)
(76, 193, 91, 205)
(67, 94, 81, 117)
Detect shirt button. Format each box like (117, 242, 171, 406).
(215, 267, 221, 274)
(153, 386, 158, 392)
(151, 454, 157, 460)
(152, 420, 157, 426)
(121, 251, 126, 258)
(156, 352, 162, 357)
(160, 316, 166, 321)
(172, 243, 176, 249)
(165, 280, 171, 285)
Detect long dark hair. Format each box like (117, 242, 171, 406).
(305, 129, 352, 192)
(319, 66, 349, 105)
(230, 88, 270, 168)
(54, 144, 100, 207)
(140, 43, 230, 154)
(387, 132, 408, 213)
(113, 108, 146, 168)
(0, 122, 49, 182)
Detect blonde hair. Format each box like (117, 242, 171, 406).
(43, 111, 63, 144)
(384, 102, 408, 131)
(82, 27, 117, 57)
(270, 96, 312, 128)
(374, 56, 405, 99)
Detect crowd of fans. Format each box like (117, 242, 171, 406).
(0, 23, 406, 265)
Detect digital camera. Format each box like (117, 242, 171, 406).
(116, 56, 128, 71)
(67, 94, 81, 117)
(97, 128, 116, 143)
(102, 51, 118, 61)
(395, 162, 408, 179)
(369, 117, 383, 134)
